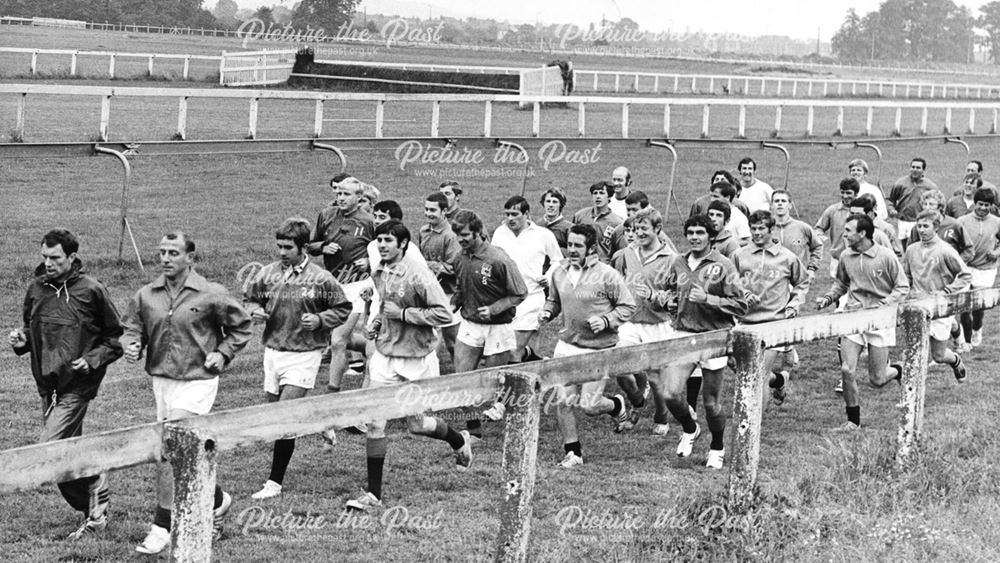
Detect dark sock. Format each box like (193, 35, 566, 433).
(366, 438, 387, 499)
(973, 311, 985, 331)
(846, 406, 860, 426)
(836, 338, 843, 365)
(610, 395, 624, 417)
(564, 441, 582, 457)
(769, 372, 785, 388)
(268, 439, 295, 484)
(710, 430, 725, 450)
(960, 313, 974, 343)
(213, 485, 223, 509)
(669, 402, 697, 434)
(466, 419, 482, 438)
(366, 456, 385, 499)
(154, 506, 171, 530)
(653, 412, 669, 424)
(327, 386, 341, 393)
(444, 426, 466, 450)
(686, 378, 702, 410)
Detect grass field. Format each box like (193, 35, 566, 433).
(5, 30, 1000, 562)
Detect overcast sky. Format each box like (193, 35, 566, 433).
(234, 0, 989, 41)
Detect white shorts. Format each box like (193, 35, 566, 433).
(617, 321, 676, 346)
(897, 220, 915, 241)
(673, 330, 728, 371)
(153, 376, 218, 420)
(263, 347, 323, 395)
(511, 291, 545, 332)
(928, 318, 953, 342)
(970, 267, 997, 289)
(342, 279, 369, 315)
(457, 319, 516, 355)
(368, 350, 439, 387)
(553, 340, 608, 406)
(844, 327, 896, 348)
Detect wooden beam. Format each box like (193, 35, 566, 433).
(166, 424, 217, 563)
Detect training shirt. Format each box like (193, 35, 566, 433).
(733, 243, 807, 323)
(887, 175, 939, 222)
(543, 215, 573, 253)
(902, 237, 971, 297)
(739, 179, 774, 213)
(124, 270, 252, 381)
(859, 180, 889, 220)
(453, 238, 527, 325)
(609, 194, 628, 219)
(690, 194, 751, 218)
(372, 258, 452, 359)
(658, 250, 749, 333)
(945, 195, 974, 219)
(611, 242, 676, 325)
(543, 254, 636, 350)
(815, 202, 852, 260)
(309, 205, 375, 284)
(873, 219, 903, 257)
(243, 258, 352, 352)
(491, 221, 563, 296)
(711, 229, 742, 259)
(823, 243, 909, 311)
(956, 212, 1000, 269)
(773, 217, 823, 272)
(907, 216, 972, 262)
(414, 222, 461, 295)
(572, 206, 624, 263)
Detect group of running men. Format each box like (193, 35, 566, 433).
(13, 155, 1000, 553)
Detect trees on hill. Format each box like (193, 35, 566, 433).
(832, 0, 978, 63)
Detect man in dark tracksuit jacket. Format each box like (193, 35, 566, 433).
(9, 229, 123, 539)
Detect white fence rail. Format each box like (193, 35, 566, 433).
(573, 70, 1000, 100)
(218, 49, 296, 86)
(4, 84, 1000, 142)
(0, 47, 219, 80)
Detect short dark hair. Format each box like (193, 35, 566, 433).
(276, 218, 311, 249)
(503, 195, 530, 214)
(964, 173, 983, 188)
(425, 192, 449, 211)
(911, 157, 927, 170)
(969, 160, 984, 173)
(748, 210, 775, 229)
(164, 231, 195, 253)
(974, 187, 996, 205)
(540, 187, 567, 211)
(711, 170, 737, 186)
(737, 157, 756, 170)
(451, 210, 483, 234)
(839, 178, 860, 194)
(707, 199, 731, 223)
(684, 214, 717, 239)
(329, 173, 354, 189)
(847, 213, 874, 240)
(568, 223, 598, 253)
(589, 181, 615, 197)
(850, 195, 876, 214)
(41, 229, 79, 255)
(374, 200, 403, 220)
(623, 190, 649, 208)
(439, 180, 462, 195)
(375, 219, 410, 251)
(710, 181, 737, 200)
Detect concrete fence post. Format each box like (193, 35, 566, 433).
(494, 370, 541, 563)
(727, 329, 766, 512)
(895, 303, 930, 471)
(164, 424, 218, 563)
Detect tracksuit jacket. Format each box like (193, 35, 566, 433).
(658, 250, 749, 333)
(372, 257, 452, 358)
(902, 237, 972, 296)
(543, 254, 636, 349)
(15, 259, 123, 400)
(732, 243, 807, 323)
(824, 243, 909, 310)
(956, 212, 1000, 269)
(611, 242, 675, 325)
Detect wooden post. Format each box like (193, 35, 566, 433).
(431, 100, 440, 137)
(614, 73, 620, 93)
(633, 73, 639, 92)
(621, 103, 629, 139)
(727, 77, 732, 94)
(375, 100, 384, 138)
(823, 81, 828, 97)
(484, 101, 493, 137)
(532, 102, 541, 137)
(743, 77, 749, 95)
(992, 109, 998, 134)
(834, 106, 844, 136)
(728, 329, 766, 512)
(807, 81, 813, 96)
(776, 79, 782, 96)
(15, 93, 26, 141)
(577, 102, 585, 137)
(183, 56, 190, 80)
(165, 424, 218, 563)
(893, 107, 902, 136)
(968, 108, 975, 134)
(943, 107, 952, 134)
(99, 95, 111, 142)
(737, 105, 746, 139)
(313, 99, 323, 138)
(592, 72, 598, 91)
(653, 75, 659, 93)
(920, 107, 928, 135)
(691, 76, 697, 94)
(70, 51, 78, 76)
(771, 105, 782, 138)
(177, 97, 188, 140)
(148, 55, 154, 77)
(805, 106, 814, 137)
(708, 76, 714, 94)
(662, 104, 670, 137)
(108, 54, 115, 78)
(674, 75, 680, 94)
(30, 50, 37, 77)
(248, 98, 258, 139)
(864, 107, 873, 136)
(494, 371, 541, 563)
(895, 304, 929, 471)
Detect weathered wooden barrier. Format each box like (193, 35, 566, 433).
(1, 289, 998, 560)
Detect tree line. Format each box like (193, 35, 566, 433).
(833, 0, 1000, 64)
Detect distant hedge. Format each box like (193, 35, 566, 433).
(289, 51, 519, 94)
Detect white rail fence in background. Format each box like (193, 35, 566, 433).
(3, 84, 1000, 142)
(218, 49, 296, 86)
(573, 70, 1000, 100)
(0, 47, 220, 80)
